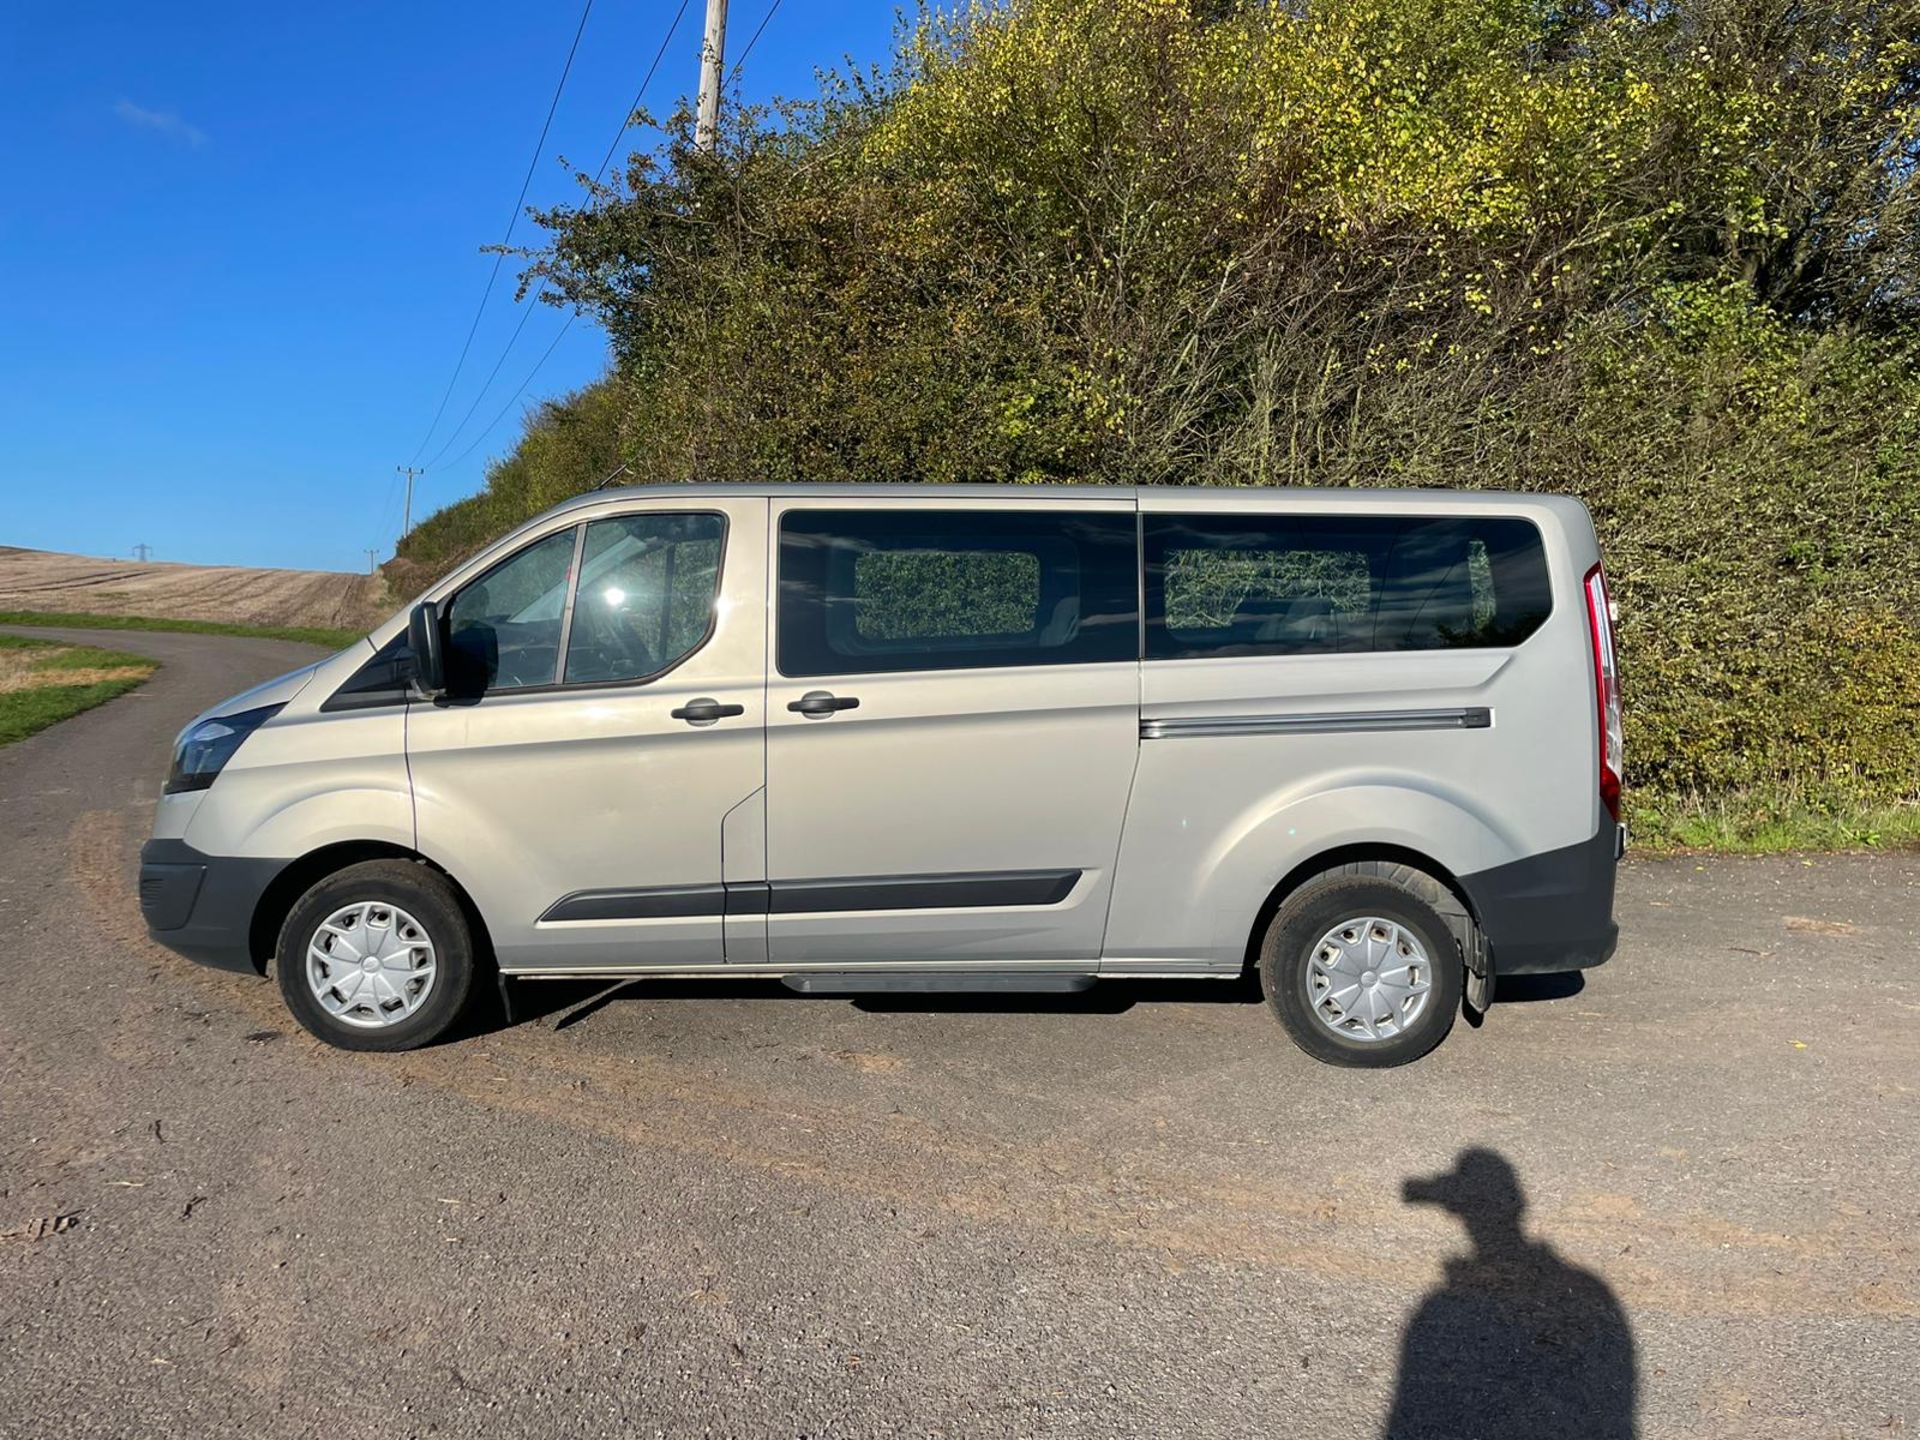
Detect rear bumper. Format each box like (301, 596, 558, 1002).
(1459, 823, 1623, 975)
(139, 838, 286, 974)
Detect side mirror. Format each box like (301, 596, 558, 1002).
(406, 601, 446, 697)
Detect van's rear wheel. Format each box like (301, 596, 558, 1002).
(276, 860, 474, 1052)
(1259, 863, 1466, 1068)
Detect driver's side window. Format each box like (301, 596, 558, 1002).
(444, 529, 576, 697)
(564, 512, 727, 685)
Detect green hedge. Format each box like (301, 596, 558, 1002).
(397, 0, 1920, 846)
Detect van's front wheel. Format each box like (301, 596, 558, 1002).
(1259, 863, 1466, 1068)
(276, 860, 475, 1052)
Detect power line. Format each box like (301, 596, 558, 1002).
(406, 0, 709, 506)
(593, 0, 693, 186)
(404, 0, 599, 469)
(375, 467, 403, 544)
(431, 316, 578, 477)
(417, 0, 693, 477)
(420, 300, 540, 472)
(732, 0, 783, 72)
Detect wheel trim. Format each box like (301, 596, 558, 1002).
(305, 901, 438, 1029)
(1304, 916, 1434, 1043)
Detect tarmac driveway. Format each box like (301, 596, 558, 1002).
(1, 626, 1914, 1437)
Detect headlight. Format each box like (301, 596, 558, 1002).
(165, 704, 283, 795)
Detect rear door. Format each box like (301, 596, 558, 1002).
(408, 496, 768, 972)
(761, 497, 1140, 967)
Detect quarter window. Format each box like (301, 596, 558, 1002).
(564, 513, 727, 685)
(778, 509, 1138, 676)
(1145, 514, 1551, 658)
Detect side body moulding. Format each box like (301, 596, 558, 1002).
(540, 870, 1084, 922)
(1140, 708, 1492, 739)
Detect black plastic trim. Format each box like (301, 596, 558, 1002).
(787, 692, 860, 716)
(540, 884, 728, 923)
(538, 869, 1083, 923)
(1458, 824, 1622, 975)
(1141, 707, 1491, 739)
(726, 882, 772, 917)
(320, 689, 411, 713)
(139, 839, 288, 974)
(671, 699, 747, 723)
(322, 633, 409, 712)
(139, 862, 205, 931)
(781, 972, 1096, 995)
(769, 869, 1080, 914)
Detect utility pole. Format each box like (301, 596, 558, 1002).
(396, 465, 422, 540)
(365, 548, 380, 575)
(132, 543, 152, 562)
(694, 0, 728, 153)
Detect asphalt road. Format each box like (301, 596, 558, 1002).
(1, 626, 1915, 1439)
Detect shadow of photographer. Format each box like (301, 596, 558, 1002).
(1386, 1148, 1637, 1439)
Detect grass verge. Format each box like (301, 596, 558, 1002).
(0, 633, 158, 746)
(1631, 791, 1920, 855)
(0, 609, 362, 650)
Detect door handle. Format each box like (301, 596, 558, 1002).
(670, 697, 745, 727)
(788, 690, 860, 719)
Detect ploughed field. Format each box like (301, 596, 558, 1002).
(0, 545, 385, 630)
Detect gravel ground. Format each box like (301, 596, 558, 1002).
(1, 626, 1914, 1439)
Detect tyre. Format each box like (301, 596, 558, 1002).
(1258, 861, 1468, 1068)
(275, 859, 475, 1052)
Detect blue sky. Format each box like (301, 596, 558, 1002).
(0, 1, 899, 573)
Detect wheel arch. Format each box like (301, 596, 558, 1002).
(1240, 842, 1484, 978)
(248, 841, 495, 976)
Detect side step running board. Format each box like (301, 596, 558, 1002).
(780, 972, 1097, 995)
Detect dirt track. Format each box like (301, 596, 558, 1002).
(0, 545, 385, 630)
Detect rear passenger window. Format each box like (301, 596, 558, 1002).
(779, 509, 1138, 676)
(1145, 514, 1551, 659)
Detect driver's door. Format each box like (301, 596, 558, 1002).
(409, 497, 768, 972)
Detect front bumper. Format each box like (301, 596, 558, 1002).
(139, 838, 287, 974)
(1459, 822, 1624, 975)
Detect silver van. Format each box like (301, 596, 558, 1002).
(139, 485, 1624, 1067)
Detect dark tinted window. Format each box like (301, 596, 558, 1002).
(1145, 513, 1551, 659)
(445, 529, 576, 695)
(779, 509, 1139, 676)
(322, 631, 411, 711)
(564, 513, 726, 685)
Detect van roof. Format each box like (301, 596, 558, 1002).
(540, 481, 1580, 513)
(572, 482, 1142, 506)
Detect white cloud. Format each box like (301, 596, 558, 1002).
(114, 99, 208, 148)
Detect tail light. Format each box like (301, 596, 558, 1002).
(1583, 564, 1623, 822)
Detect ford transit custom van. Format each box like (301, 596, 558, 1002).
(139, 485, 1624, 1067)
